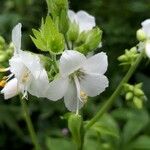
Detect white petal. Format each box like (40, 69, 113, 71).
(76, 10, 95, 32)
(12, 23, 22, 53)
(145, 42, 150, 58)
(82, 52, 108, 75)
(68, 10, 77, 23)
(1, 78, 19, 99)
(64, 79, 84, 112)
(46, 77, 68, 101)
(19, 50, 47, 79)
(28, 70, 49, 98)
(9, 55, 25, 79)
(60, 50, 86, 76)
(80, 73, 109, 97)
(141, 19, 150, 38)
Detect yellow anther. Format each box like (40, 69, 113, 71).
(0, 80, 6, 87)
(80, 91, 88, 103)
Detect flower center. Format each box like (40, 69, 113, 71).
(70, 69, 85, 81)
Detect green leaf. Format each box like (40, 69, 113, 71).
(130, 136, 150, 150)
(84, 139, 101, 150)
(0, 104, 23, 137)
(122, 109, 149, 144)
(91, 114, 119, 138)
(31, 16, 65, 54)
(46, 137, 75, 150)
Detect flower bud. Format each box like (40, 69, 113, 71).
(0, 36, 5, 46)
(124, 83, 134, 91)
(75, 27, 102, 54)
(133, 97, 143, 109)
(118, 55, 128, 62)
(136, 29, 146, 42)
(67, 21, 79, 42)
(0, 54, 7, 62)
(118, 47, 139, 66)
(55, 0, 68, 11)
(134, 88, 144, 96)
(76, 32, 87, 46)
(125, 92, 133, 101)
(130, 47, 137, 53)
(85, 27, 102, 50)
(46, 0, 68, 17)
(59, 9, 69, 34)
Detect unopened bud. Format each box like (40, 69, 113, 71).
(67, 21, 79, 42)
(136, 29, 146, 42)
(125, 92, 133, 101)
(133, 97, 143, 109)
(134, 88, 144, 96)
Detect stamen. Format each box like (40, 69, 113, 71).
(0, 67, 9, 73)
(21, 68, 31, 84)
(22, 86, 28, 100)
(74, 75, 81, 115)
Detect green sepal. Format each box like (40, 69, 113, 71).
(75, 27, 102, 54)
(59, 9, 69, 34)
(68, 114, 84, 149)
(67, 21, 79, 42)
(46, 0, 68, 18)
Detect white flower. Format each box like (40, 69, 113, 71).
(46, 50, 108, 113)
(1, 23, 49, 99)
(145, 41, 150, 58)
(140, 19, 150, 58)
(141, 19, 150, 38)
(68, 10, 96, 33)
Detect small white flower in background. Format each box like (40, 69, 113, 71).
(1, 23, 49, 99)
(141, 19, 150, 38)
(68, 10, 96, 33)
(140, 19, 150, 58)
(46, 50, 108, 113)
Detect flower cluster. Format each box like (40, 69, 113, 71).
(123, 83, 146, 109)
(0, 6, 108, 114)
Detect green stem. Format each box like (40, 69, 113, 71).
(19, 95, 41, 150)
(64, 35, 70, 49)
(52, 54, 59, 73)
(71, 41, 74, 50)
(85, 50, 145, 130)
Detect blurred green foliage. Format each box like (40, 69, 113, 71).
(0, 0, 150, 149)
